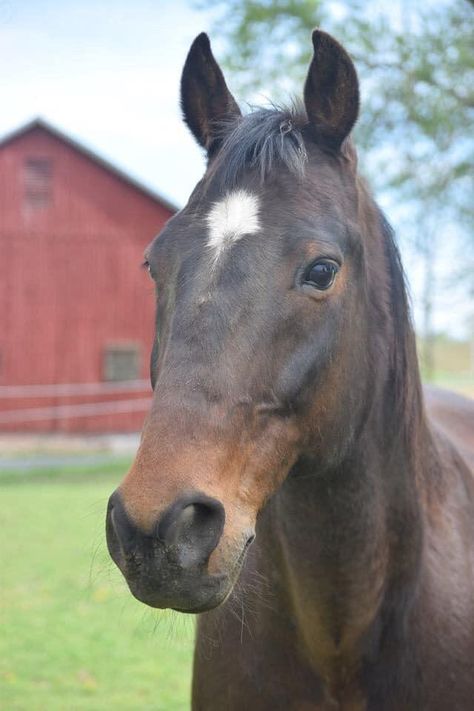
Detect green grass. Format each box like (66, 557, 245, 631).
(418, 336, 474, 398)
(0, 465, 194, 710)
(425, 372, 474, 398)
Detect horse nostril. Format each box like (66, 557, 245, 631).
(157, 493, 225, 568)
(106, 490, 138, 558)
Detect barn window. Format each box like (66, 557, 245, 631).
(103, 344, 141, 382)
(24, 157, 52, 209)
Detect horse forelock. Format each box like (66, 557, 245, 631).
(209, 103, 308, 187)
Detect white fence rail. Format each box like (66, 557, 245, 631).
(0, 379, 150, 398)
(0, 398, 152, 424)
(0, 380, 152, 424)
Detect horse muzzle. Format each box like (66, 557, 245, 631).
(106, 489, 251, 612)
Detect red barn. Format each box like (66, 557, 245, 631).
(0, 118, 176, 433)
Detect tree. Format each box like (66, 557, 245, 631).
(196, 0, 474, 371)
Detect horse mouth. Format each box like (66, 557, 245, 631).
(118, 535, 255, 614)
(172, 594, 229, 614)
(125, 570, 231, 613)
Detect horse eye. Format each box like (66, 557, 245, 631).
(304, 260, 339, 290)
(142, 260, 152, 277)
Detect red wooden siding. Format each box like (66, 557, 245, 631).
(0, 120, 176, 432)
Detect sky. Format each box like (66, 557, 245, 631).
(0, 0, 470, 338)
(0, 0, 211, 207)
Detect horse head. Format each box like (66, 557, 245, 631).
(106, 31, 385, 613)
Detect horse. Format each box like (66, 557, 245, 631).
(106, 30, 474, 710)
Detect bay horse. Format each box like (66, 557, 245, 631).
(106, 30, 474, 710)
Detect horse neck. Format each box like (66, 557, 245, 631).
(262, 422, 428, 697)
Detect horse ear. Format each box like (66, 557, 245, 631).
(181, 33, 241, 153)
(304, 30, 359, 151)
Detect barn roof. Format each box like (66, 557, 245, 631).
(0, 117, 179, 214)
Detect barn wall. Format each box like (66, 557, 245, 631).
(0, 125, 175, 432)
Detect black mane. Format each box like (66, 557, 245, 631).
(376, 210, 424, 459)
(213, 105, 308, 186)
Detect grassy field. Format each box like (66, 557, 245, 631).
(427, 372, 474, 398)
(419, 336, 474, 398)
(0, 463, 195, 711)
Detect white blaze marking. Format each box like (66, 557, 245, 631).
(206, 190, 260, 265)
